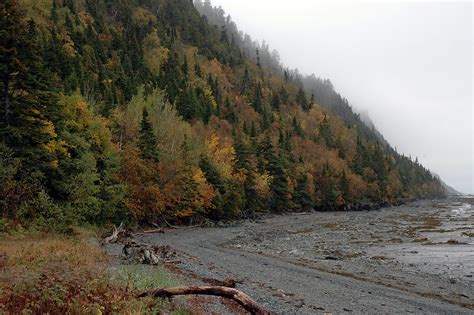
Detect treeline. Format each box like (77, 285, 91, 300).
(0, 0, 444, 231)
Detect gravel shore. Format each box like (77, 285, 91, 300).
(108, 196, 474, 314)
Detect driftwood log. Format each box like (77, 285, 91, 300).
(137, 286, 271, 315)
(102, 223, 126, 245)
(122, 241, 177, 265)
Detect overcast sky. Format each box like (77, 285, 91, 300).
(209, 0, 473, 194)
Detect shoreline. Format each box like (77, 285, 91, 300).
(107, 195, 473, 314)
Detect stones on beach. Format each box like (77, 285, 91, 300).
(324, 256, 340, 261)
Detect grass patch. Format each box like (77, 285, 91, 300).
(0, 229, 187, 314)
(110, 265, 179, 291)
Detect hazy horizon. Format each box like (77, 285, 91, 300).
(208, 0, 473, 194)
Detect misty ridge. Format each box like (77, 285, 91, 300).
(197, 0, 473, 195)
(195, 0, 446, 192)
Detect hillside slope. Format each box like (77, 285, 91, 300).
(0, 0, 444, 228)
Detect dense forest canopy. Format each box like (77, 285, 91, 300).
(0, 0, 444, 231)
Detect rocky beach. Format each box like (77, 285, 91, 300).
(107, 196, 474, 314)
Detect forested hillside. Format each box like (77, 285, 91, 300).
(0, 0, 444, 230)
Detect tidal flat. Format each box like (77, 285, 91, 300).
(109, 196, 474, 314)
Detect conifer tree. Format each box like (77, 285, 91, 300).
(224, 97, 237, 124)
(353, 136, 367, 175)
(234, 137, 261, 215)
(292, 116, 304, 137)
(271, 93, 280, 111)
(138, 108, 159, 161)
(176, 135, 200, 217)
(297, 87, 310, 111)
(259, 136, 290, 212)
(269, 155, 290, 213)
(250, 122, 258, 139)
(256, 48, 261, 69)
(181, 55, 189, 80)
(177, 87, 199, 121)
(241, 67, 251, 95)
(279, 86, 289, 104)
(199, 155, 224, 193)
(253, 82, 263, 113)
(0, 2, 58, 179)
(159, 52, 183, 102)
(294, 173, 314, 211)
(340, 170, 350, 204)
(319, 114, 335, 148)
(319, 163, 339, 208)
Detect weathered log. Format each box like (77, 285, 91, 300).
(137, 286, 271, 315)
(102, 223, 125, 245)
(122, 241, 177, 265)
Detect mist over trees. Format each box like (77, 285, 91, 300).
(0, 0, 443, 231)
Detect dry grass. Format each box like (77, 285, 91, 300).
(0, 230, 106, 270)
(401, 215, 442, 237)
(0, 229, 187, 315)
(322, 223, 339, 229)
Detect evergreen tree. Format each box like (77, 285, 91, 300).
(0, 2, 58, 180)
(234, 137, 261, 215)
(260, 108, 271, 130)
(181, 56, 189, 80)
(199, 155, 224, 193)
(372, 144, 387, 194)
(271, 93, 280, 111)
(138, 108, 159, 161)
(294, 173, 314, 211)
(194, 62, 202, 77)
(256, 48, 261, 69)
(319, 163, 339, 209)
(352, 136, 367, 175)
(279, 86, 289, 104)
(269, 155, 290, 213)
(292, 116, 304, 137)
(258, 136, 290, 213)
(159, 52, 183, 102)
(224, 97, 237, 124)
(253, 82, 263, 113)
(319, 114, 335, 148)
(176, 135, 200, 217)
(177, 87, 199, 121)
(340, 170, 350, 204)
(297, 87, 310, 111)
(250, 122, 258, 139)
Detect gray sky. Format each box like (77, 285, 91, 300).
(209, 0, 473, 194)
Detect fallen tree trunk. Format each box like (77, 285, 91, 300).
(102, 223, 125, 245)
(137, 286, 271, 315)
